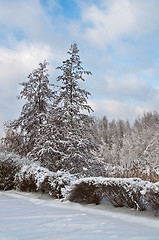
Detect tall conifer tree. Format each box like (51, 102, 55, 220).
(2, 61, 56, 157)
(55, 43, 95, 175)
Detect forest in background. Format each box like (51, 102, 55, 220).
(93, 111, 159, 182)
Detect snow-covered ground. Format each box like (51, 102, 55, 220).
(0, 191, 159, 240)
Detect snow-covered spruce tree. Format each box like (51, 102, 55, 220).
(2, 61, 56, 158)
(27, 108, 66, 171)
(55, 43, 99, 176)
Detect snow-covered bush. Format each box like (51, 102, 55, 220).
(0, 150, 76, 198)
(0, 151, 29, 190)
(142, 182, 159, 212)
(67, 179, 101, 205)
(15, 164, 77, 198)
(67, 177, 159, 212)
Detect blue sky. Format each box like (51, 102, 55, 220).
(1, 0, 159, 136)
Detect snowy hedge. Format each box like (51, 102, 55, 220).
(15, 164, 77, 198)
(0, 152, 76, 198)
(0, 152, 29, 190)
(67, 177, 159, 212)
(0, 151, 159, 213)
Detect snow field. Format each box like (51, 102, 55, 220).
(0, 191, 159, 240)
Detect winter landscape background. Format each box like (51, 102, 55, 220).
(1, 1, 159, 239)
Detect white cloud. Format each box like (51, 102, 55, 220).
(0, 42, 56, 92)
(104, 74, 153, 100)
(81, 0, 135, 46)
(86, 71, 154, 105)
(145, 87, 159, 111)
(0, 0, 53, 43)
(88, 85, 159, 122)
(79, 0, 159, 47)
(89, 98, 148, 121)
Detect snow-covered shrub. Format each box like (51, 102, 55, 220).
(142, 182, 159, 212)
(0, 151, 28, 190)
(67, 177, 159, 212)
(68, 178, 145, 210)
(41, 170, 76, 198)
(15, 164, 77, 198)
(15, 164, 39, 192)
(67, 179, 101, 204)
(101, 179, 146, 210)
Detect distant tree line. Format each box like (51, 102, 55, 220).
(93, 112, 159, 181)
